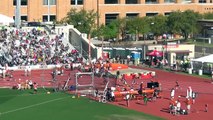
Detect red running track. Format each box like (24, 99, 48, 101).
(1, 67, 213, 120)
(112, 66, 213, 120)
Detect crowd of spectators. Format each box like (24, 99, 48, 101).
(0, 27, 83, 68)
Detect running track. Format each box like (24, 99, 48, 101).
(0, 67, 213, 120)
(112, 66, 213, 120)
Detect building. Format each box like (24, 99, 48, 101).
(148, 43, 195, 65)
(0, 0, 212, 25)
(198, 19, 213, 38)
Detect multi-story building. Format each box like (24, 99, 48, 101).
(0, 0, 212, 25)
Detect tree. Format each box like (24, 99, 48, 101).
(102, 22, 118, 40)
(126, 17, 150, 41)
(202, 12, 213, 19)
(167, 11, 182, 35)
(91, 24, 105, 39)
(111, 18, 127, 41)
(167, 10, 201, 40)
(61, 8, 97, 35)
(149, 15, 168, 41)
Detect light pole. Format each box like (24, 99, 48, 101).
(202, 28, 206, 56)
(47, 0, 50, 22)
(88, 33, 91, 63)
(162, 46, 165, 66)
(97, 0, 99, 29)
(101, 36, 104, 59)
(15, 0, 21, 28)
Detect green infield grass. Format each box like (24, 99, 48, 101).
(0, 88, 164, 120)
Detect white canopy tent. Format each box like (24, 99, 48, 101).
(0, 14, 14, 26)
(192, 54, 213, 63)
(191, 54, 213, 74)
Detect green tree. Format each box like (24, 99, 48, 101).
(167, 11, 182, 35)
(111, 18, 127, 41)
(126, 17, 150, 41)
(102, 22, 118, 40)
(61, 8, 97, 36)
(202, 12, 213, 19)
(91, 24, 105, 39)
(167, 10, 201, 40)
(149, 15, 168, 41)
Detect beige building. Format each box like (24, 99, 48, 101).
(0, 0, 212, 25)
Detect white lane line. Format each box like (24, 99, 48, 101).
(0, 93, 47, 98)
(1, 96, 70, 115)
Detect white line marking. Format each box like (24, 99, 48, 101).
(1, 96, 70, 115)
(0, 93, 47, 98)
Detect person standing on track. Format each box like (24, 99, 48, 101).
(28, 80, 33, 89)
(2, 63, 8, 78)
(143, 94, 148, 105)
(33, 82, 38, 94)
(211, 70, 213, 84)
(25, 64, 31, 76)
(205, 104, 208, 112)
(175, 80, 180, 90)
(170, 88, 175, 99)
(186, 86, 192, 98)
(125, 92, 130, 107)
(186, 98, 192, 114)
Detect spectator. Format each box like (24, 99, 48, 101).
(127, 55, 131, 64)
(0, 27, 82, 68)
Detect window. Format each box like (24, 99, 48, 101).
(43, 0, 56, 5)
(164, 12, 171, 16)
(105, 0, 118, 4)
(42, 15, 56, 22)
(126, 0, 138, 4)
(13, 0, 28, 6)
(71, 0, 83, 5)
(199, 0, 206, 3)
(145, 0, 157, 4)
(164, 0, 175, 3)
(77, 0, 83, 4)
(126, 13, 139, 18)
(146, 13, 158, 16)
(13, 15, 28, 21)
(71, 0, 75, 4)
(182, 0, 192, 3)
(21, 16, 28, 21)
(105, 14, 119, 25)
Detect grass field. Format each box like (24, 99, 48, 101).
(0, 88, 164, 120)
